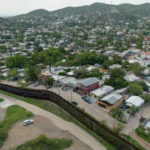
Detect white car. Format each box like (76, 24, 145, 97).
(23, 119, 34, 126)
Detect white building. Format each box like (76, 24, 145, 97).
(126, 96, 144, 108)
(125, 74, 140, 82)
(90, 85, 114, 98)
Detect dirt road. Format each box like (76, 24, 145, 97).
(130, 131, 150, 150)
(1, 80, 116, 128)
(1, 116, 92, 150)
(122, 104, 150, 134)
(0, 93, 106, 150)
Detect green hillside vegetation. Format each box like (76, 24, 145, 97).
(0, 105, 33, 147)
(27, 9, 50, 16)
(16, 134, 72, 150)
(10, 2, 150, 19)
(118, 3, 150, 17)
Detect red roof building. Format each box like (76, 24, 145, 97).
(76, 78, 99, 95)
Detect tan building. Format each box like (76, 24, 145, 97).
(97, 93, 125, 112)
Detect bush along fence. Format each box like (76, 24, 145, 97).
(0, 83, 139, 150)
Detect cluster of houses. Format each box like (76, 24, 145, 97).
(38, 65, 146, 113)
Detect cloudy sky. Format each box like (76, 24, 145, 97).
(0, 0, 149, 16)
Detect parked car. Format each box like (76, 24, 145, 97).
(34, 83, 40, 87)
(46, 85, 51, 89)
(23, 119, 34, 126)
(28, 81, 34, 85)
(71, 101, 78, 105)
(82, 96, 92, 104)
(63, 87, 70, 91)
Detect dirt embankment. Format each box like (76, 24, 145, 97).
(1, 116, 93, 150)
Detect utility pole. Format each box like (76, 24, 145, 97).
(71, 90, 73, 102)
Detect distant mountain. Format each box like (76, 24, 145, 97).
(52, 3, 109, 16)
(12, 9, 50, 19)
(118, 3, 150, 17)
(27, 9, 50, 16)
(10, 2, 150, 19)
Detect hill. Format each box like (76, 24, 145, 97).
(27, 9, 50, 16)
(118, 3, 150, 17)
(9, 2, 150, 19)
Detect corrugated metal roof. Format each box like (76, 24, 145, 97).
(90, 86, 114, 97)
(101, 93, 122, 105)
(79, 77, 99, 87)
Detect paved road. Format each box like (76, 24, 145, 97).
(0, 93, 106, 150)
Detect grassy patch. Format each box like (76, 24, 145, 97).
(0, 105, 33, 147)
(0, 90, 73, 122)
(136, 127, 150, 143)
(0, 98, 4, 102)
(0, 90, 116, 150)
(122, 134, 146, 150)
(17, 134, 72, 150)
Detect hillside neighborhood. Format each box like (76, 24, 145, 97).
(0, 2, 150, 150)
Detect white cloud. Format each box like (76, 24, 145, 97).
(0, 0, 149, 16)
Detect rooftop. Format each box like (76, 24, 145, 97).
(91, 85, 114, 97)
(101, 93, 122, 105)
(79, 77, 99, 87)
(126, 96, 144, 107)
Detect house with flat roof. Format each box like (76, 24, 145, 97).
(75, 77, 99, 95)
(90, 85, 114, 98)
(126, 96, 144, 108)
(98, 93, 124, 112)
(125, 74, 140, 82)
(59, 77, 77, 88)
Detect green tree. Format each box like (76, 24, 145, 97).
(0, 45, 7, 53)
(25, 66, 41, 81)
(74, 67, 89, 78)
(110, 68, 125, 79)
(45, 77, 54, 86)
(129, 83, 143, 96)
(113, 55, 122, 64)
(102, 60, 112, 69)
(8, 69, 18, 79)
(90, 68, 103, 79)
(128, 63, 144, 76)
(141, 94, 150, 103)
(105, 68, 128, 89)
(6, 55, 27, 69)
(134, 81, 149, 92)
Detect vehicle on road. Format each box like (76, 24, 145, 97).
(23, 119, 34, 126)
(63, 87, 70, 91)
(71, 101, 78, 105)
(82, 96, 92, 104)
(34, 83, 40, 87)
